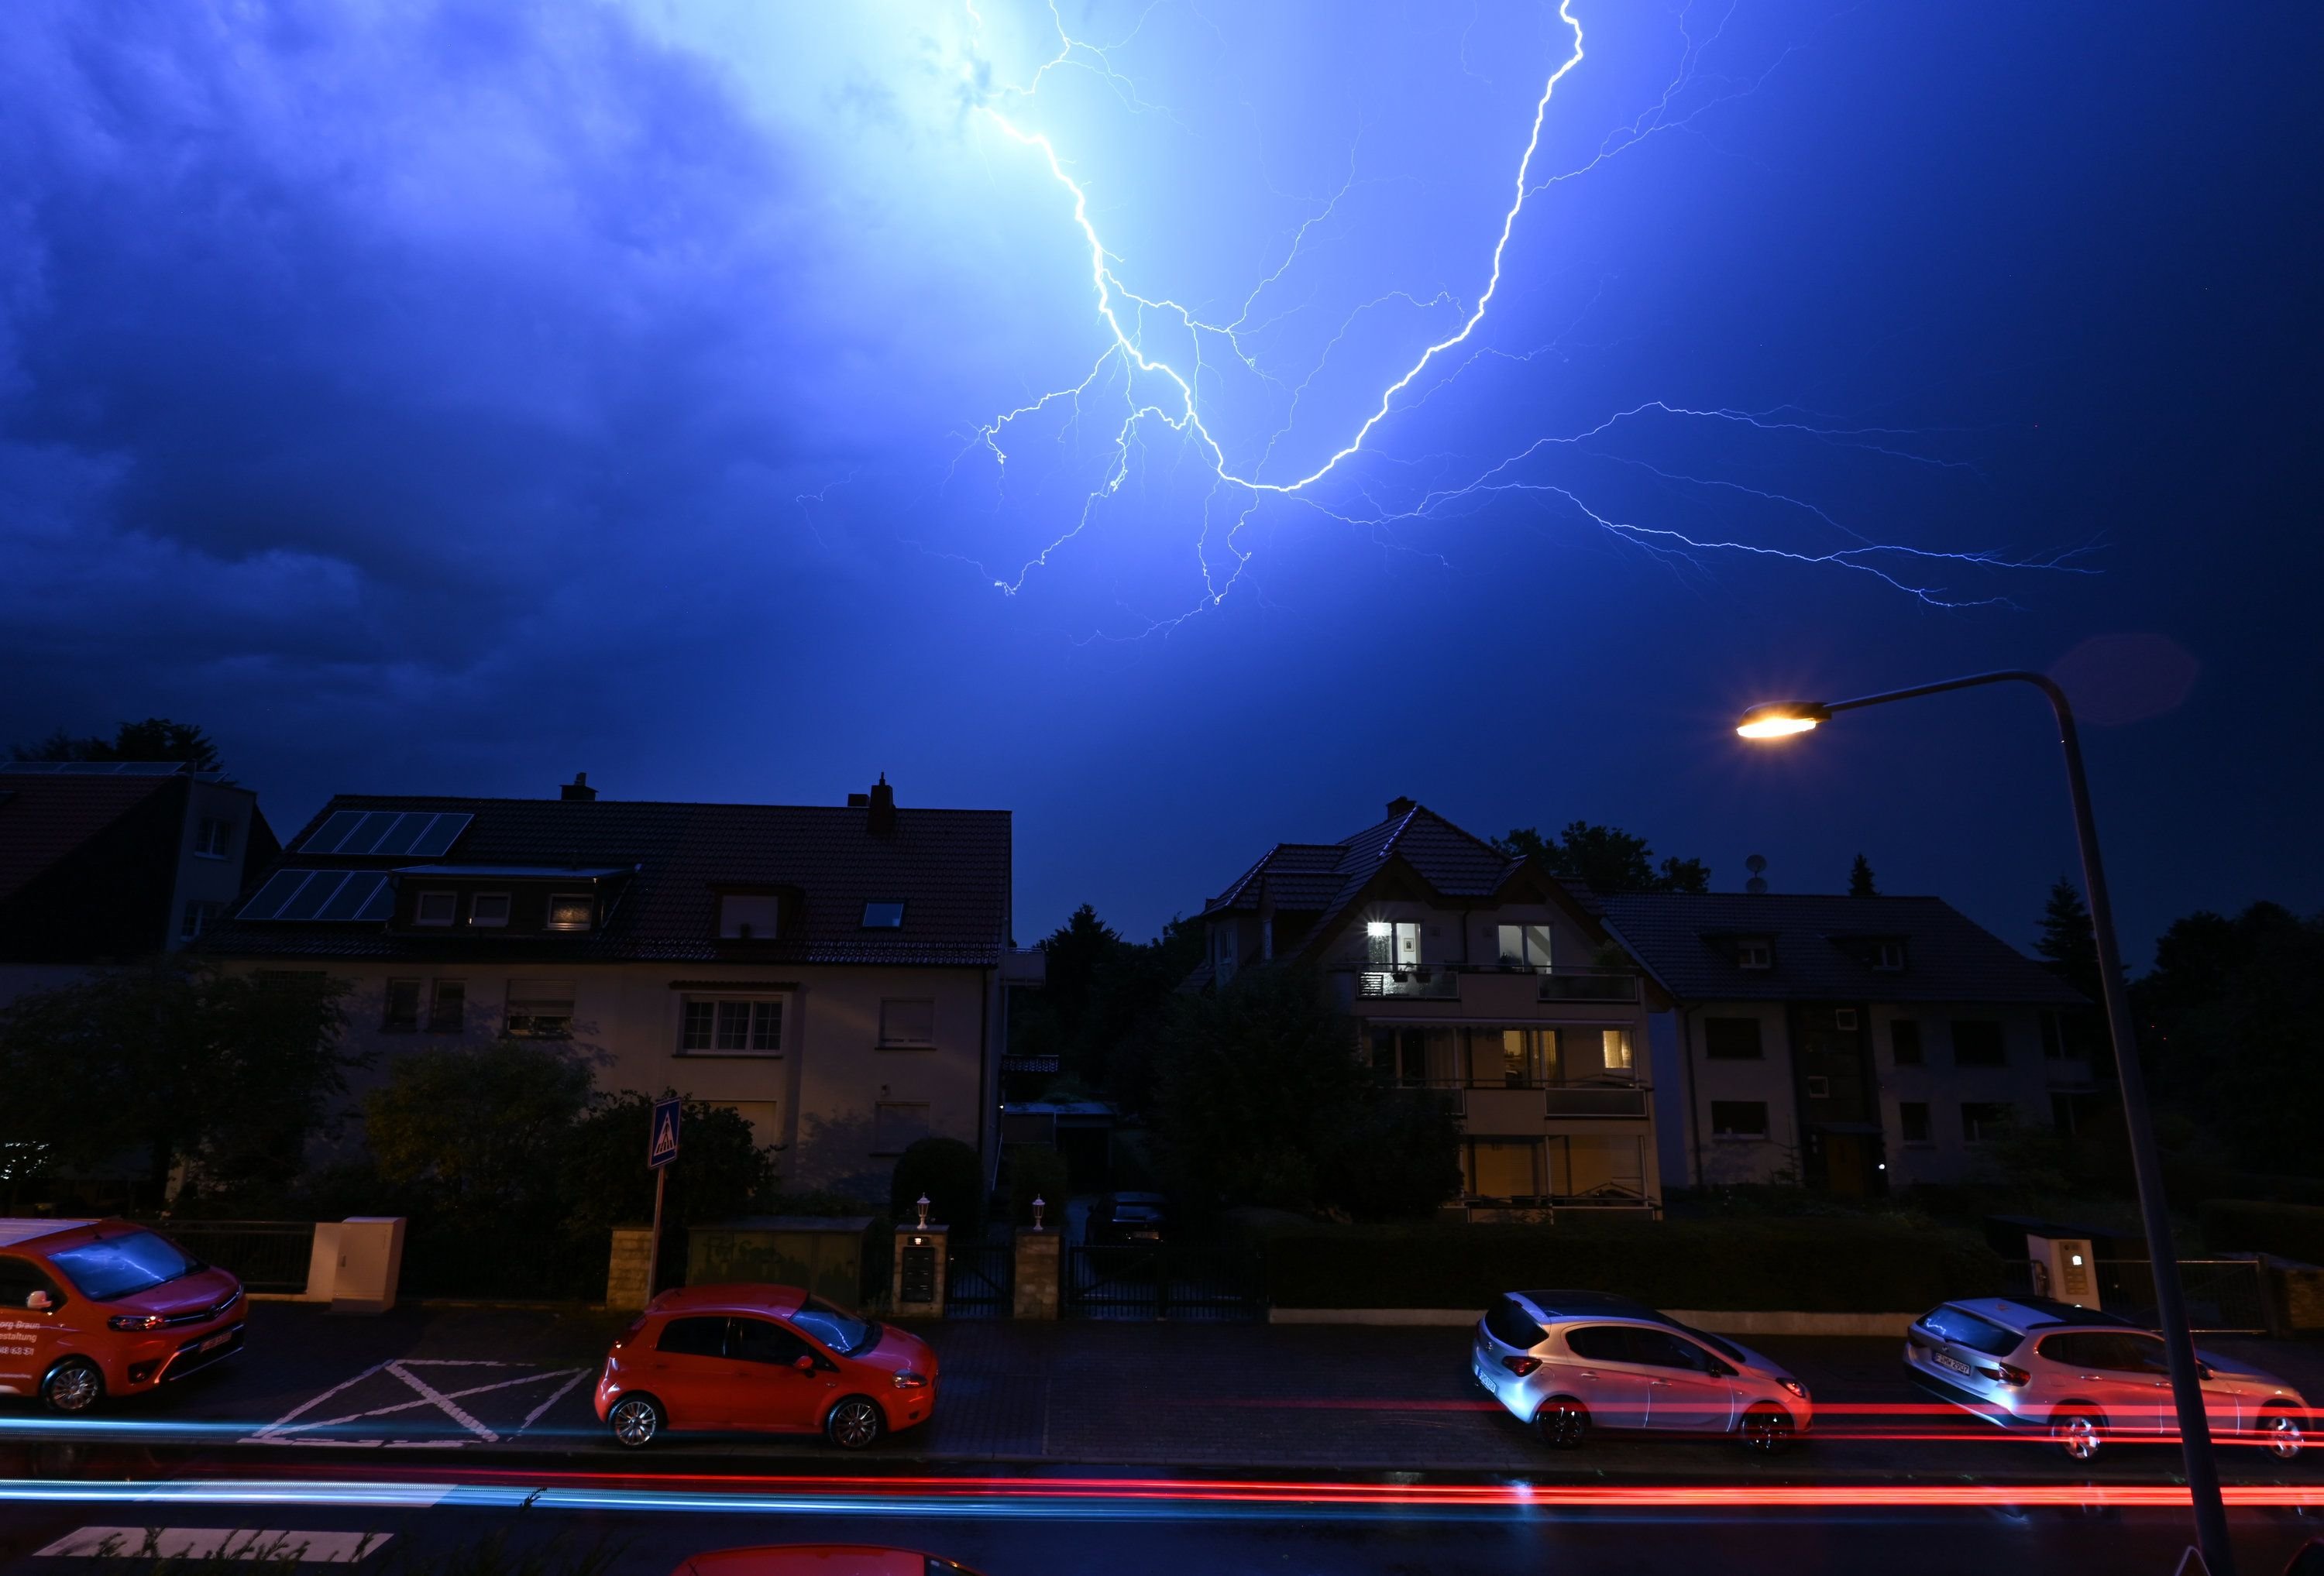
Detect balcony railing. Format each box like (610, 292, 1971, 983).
(1355, 966, 1460, 999)
(1537, 970, 1641, 1003)
(1352, 963, 1642, 1002)
(1542, 1084, 1649, 1118)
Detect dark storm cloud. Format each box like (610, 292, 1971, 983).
(0, 0, 821, 709)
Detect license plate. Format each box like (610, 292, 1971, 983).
(198, 1331, 232, 1352)
(1931, 1351, 1972, 1376)
(1474, 1359, 1495, 1388)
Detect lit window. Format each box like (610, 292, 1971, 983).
(414, 891, 457, 926)
(469, 893, 511, 928)
(1495, 924, 1554, 967)
(720, 894, 780, 939)
(1600, 1028, 1634, 1074)
(547, 894, 593, 932)
(679, 996, 782, 1054)
(1366, 920, 1422, 969)
(194, 818, 232, 859)
(861, 901, 905, 929)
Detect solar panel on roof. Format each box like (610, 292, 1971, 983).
(406, 812, 472, 857)
(371, 812, 431, 857)
(276, 870, 349, 921)
(316, 871, 388, 921)
(337, 810, 401, 854)
(239, 868, 313, 919)
(354, 879, 397, 922)
(302, 811, 366, 853)
(239, 868, 401, 922)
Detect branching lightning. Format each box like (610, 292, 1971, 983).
(956, 1, 2090, 627)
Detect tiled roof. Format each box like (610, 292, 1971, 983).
(1598, 892, 2085, 1007)
(200, 792, 1011, 967)
(0, 770, 175, 904)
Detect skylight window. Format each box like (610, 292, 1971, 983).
(861, 901, 905, 929)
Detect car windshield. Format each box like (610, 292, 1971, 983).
(1681, 1324, 1749, 1364)
(45, 1230, 201, 1301)
(792, 1296, 878, 1356)
(1921, 1303, 2023, 1358)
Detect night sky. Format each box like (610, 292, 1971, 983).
(3, 1, 2317, 963)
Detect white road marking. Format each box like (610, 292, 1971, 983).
(35, 1526, 391, 1561)
(383, 1364, 498, 1443)
(521, 1368, 593, 1430)
(245, 1361, 587, 1446)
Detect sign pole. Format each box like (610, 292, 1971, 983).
(645, 1095, 682, 1300)
(646, 1166, 668, 1298)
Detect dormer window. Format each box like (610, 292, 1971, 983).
(469, 893, 511, 928)
(1735, 938, 1773, 970)
(547, 894, 593, 932)
(414, 891, 457, 926)
(1873, 939, 1907, 972)
(720, 894, 780, 940)
(861, 901, 905, 929)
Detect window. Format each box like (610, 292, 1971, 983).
(1951, 1019, 2006, 1067)
(1899, 1101, 1932, 1144)
(383, 979, 421, 1032)
(1365, 919, 1422, 969)
(1710, 1100, 1769, 1139)
(861, 901, 905, 929)
(1565, 1325, 1638, 1363)
(1834, 1008, 1859, 1031)
(880, 998, 937, 1048)
(504, 978, 574, 1039)
(428, 980, 466, 1034)
(1628, 1329, 1719, 1373)
(414, 891, 457, 926)
(1485, 1297, 1545, 1351)
(1703, 1018, 1762, 1059)
(193, 818, 232, 859)
(547, 894, 593, 932)
(1735, 938, 1773, 970)
(873, 1101, 932, 1155)
(656, 1316, 729, 1358)
(1873, 940, 1907, 972)
(180, 900, 223, 943)
(469, 892, 511, 928)
(792, 1296, 878, 1356)
(1804, 1076, 1830, 1100)
(680, 997, 782, 1055)
(1960, 1101, 2013, 1142)
(1599, 1027, 1634, 1075)
(0, 1255, 61, 1310)
(1495, 923, 1554, 967)
(1464, 1138, 1543, 1200)
(720, 894, 780, 940)
(731, 1317, 814, 1367)
(1892, 1018, 1923, 1065)
(1496, 1028, 1539, 1088)
(1921, 1303, 2021, 1358)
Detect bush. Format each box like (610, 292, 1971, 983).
(1260, 1217, 2002, 1313)
(1006, 1144, 1072, 1226)
(889, 1137, 985, 1237)
(2202, 1200, 2324, 1266)
(561, 1092, 777, 1242)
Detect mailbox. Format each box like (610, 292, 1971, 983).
(900, 1241, 938, 1303)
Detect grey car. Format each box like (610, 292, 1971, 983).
(1903, 1296, 2309, 1462)
(1472, 1289, 1813, 1453)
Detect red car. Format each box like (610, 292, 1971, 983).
(674, 1550, 980, 1576)
(595, 1284, 937, 1450)
(0, 1219, 246, 1414)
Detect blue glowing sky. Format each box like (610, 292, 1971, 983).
(2, 1, 2317, 958)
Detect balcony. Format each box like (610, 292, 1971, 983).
(1542, 1083, 1650, 1118)
(1351, 963, 1642, 1003)
(1536, 970, 1641, 1004)
(1355, 966, 1460, 999)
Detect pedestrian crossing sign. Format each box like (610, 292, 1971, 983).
(648, 1097, 681, 1169)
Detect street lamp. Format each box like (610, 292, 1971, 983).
(1737, 669, 2234, 1576)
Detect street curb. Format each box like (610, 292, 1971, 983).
(1268, 1307, 1920, 1337)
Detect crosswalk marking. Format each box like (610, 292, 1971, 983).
(35, 1526, 390, 1561)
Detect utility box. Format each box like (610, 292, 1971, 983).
(2026, 1233, 2100, 1309)
(687, 1217, 875, 1306)
(891, 1224, 948, 1318)
(328, 1217, 407, 1315)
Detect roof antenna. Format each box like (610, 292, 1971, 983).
(1745, 853, 1769, 895)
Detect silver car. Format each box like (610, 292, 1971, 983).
(1903, 1296, 2310, 1461)
(1472, 1289, 1813, 1452)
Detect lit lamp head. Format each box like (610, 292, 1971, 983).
(1735, 701, 1831, 740)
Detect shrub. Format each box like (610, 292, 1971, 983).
(1260, 1216, 2002, 1313)
(2202, 1200, 2324, 1266)
(1006, 1144, 1072, 1226)
(889, 1137, 985, 1237)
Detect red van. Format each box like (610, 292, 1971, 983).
(0, 1219, 246, 1413)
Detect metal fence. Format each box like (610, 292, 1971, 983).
(2000, 1256, 2268, 1334)
(945, 1241, 1012, 1319)
(143, 1220, 316, 1295)
(1064, 1242, 1264, 1322)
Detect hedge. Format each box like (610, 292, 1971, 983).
(2202, 1200, 2324, 1267)
(1261, 1217, 2001, 1313)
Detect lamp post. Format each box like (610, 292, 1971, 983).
(1738, 671, 2233, 1576)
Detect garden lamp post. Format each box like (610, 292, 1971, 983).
(1737, 670, 2233, 1576)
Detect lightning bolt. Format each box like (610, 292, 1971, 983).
(958, 2, 2089, 622)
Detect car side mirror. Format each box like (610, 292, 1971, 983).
(2196, 1362, 2216, 1381)
(793, 1355, 816, 1375)
(26, 1289, 53, 1313)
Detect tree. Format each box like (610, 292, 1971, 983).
(12, 717, 222, 771)
(1013, 906, 1205, 1106)
(562, 1091, 775, 1242)
(1848, 854, 1879, 898)
(363, 1040, 593, 1216)
(889, 1135, 985, 1237)
(1150, 964, 1459, 1217)
(0, 961, 350, 1203)
(1492, 821, 1710, 894)
(2035, 878, 2102, 1002)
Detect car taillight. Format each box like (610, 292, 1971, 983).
(613, 1317, 645, 1350)
(893, 1370, 929, 1389)
(1977, 1361, 2030, 1387)
(109, 1313, 166, 1332)
(1500, 1355, 1542, 1377)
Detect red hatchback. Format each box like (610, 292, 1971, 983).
(0, 1219, 246, 1414)
(595, 1284, 937, 1451)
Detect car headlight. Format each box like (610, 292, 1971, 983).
(109, 1313, 167, 1332)
(893, 1370, 929, 1389)
(1780, 1379, 1810, 1401)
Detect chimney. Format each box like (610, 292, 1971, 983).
(562, 772, 596, 802)
(1386, 795, 1416, 819)
(867, 773, 896, 836)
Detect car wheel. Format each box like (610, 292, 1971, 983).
(826, 1396, 885, 1451)
(607, 1393, 665, 1449)
(1739, 1404, 1795, 1455)
(2260, 1406, 2305, 1461)
(1535, 1397, 1590, 1449)
(41, 1357, 105, 1415)
(2054, 1410, 2104, 1463)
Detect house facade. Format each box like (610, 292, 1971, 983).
(1600, 893, 2092, 1194)
(0, 761, 277, 999)
(1195, 799, 1666, 1214)
(199, 774, 1023, 1200)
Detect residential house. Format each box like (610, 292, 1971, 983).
(199, 774, 1027, 1198)
(0, 761, 277, 998)
(1599, 893, 2092, 1194)
(1194, 798, 1666, 1214)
